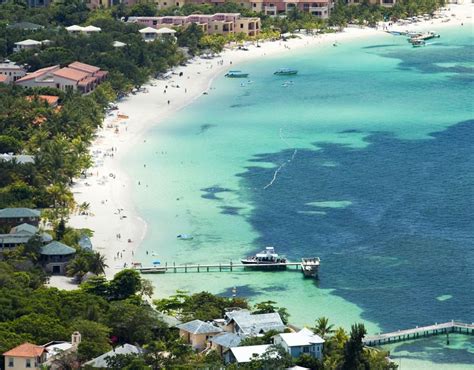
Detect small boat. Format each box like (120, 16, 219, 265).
(241, 247, 287, 269)
(301, 258, 320, 278)
(274, 68, 298, 76)
(225, 70, 249, 78)
(177, 234, 193, 240)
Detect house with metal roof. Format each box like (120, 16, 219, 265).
(273, 328, 325, 360)
(0, 208, 40, 227)
(224, 309, 286, 335)
(210, 332, 243, 355)
(40, 241, 76, 275)
(83, 344, 142, 368)
(176, 319, 223, 350)
(0, 223, 52, 250)
(224, 344, 273, 364)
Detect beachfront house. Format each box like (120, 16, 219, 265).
(83, 344, 142, 368)
(0, 61, 27, 83)
(0, 208, 40, 228)
(222, 309, 286, 335)
(210, 332, 243, 356)
(0, 223, 52, 250)
(224, 344, 272, 364)
(176, 319, 224, 350)
(273, 328, 325, 360)
(39, 241, 76, 275)
(2, 343, 48, 370)
(15, 61, 107, 94)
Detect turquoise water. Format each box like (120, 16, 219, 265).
(125, 26, 474, 367)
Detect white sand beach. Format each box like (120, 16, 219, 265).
(48, 4, 472, 290)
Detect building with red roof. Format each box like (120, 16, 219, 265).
(3, 342, 47, 369)
(15, 62, 107, 94)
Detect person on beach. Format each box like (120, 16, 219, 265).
(168, 100, 170, 105)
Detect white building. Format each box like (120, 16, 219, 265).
(139, 26, 160, 42)
(225, 344, 272, 364)
(65, 25, 101, 35)
(13, 39, 43, 53)
(0, 61, 26, 83)
(273, 328, 325, 360)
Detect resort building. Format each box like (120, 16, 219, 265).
(83, 344, 142, 368)
(2, 343, 48, 370)
(39, 241, 76, 275)
(0, 223, 52, 250)
(139, 26, 177, 42)
(65, 25, 102, 35)
(0, 208, 40, 228)
(248, 0, 332, 18)
(15, 62, 108, 94)
(273, 328, 325, 359)
(176, 320, 224, 350)
(222, 309, 286, 335)
(0, 61, 26, 84)
(129, 13, 261, 37)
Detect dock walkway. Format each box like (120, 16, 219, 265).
(137, 261, 302, 274)
(363, 321, 474, 346)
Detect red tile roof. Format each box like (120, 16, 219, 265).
(16, 65, 59, 83)
(69, 61, 100, 74)
(78, 76, 97, 86)
(26, 95, 59, 106)
(53, 67, 90, 82)
(95, 70, 108, 78)
(3, 343, 46, 358)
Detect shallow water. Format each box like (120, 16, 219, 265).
(126, 26, 474, 368)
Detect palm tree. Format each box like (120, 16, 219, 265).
(313, 316, 335, 339)
(88, 251, 108, 275)
(66, 255, 89, 282)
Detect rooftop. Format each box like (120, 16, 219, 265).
(0, 61, 25, 70)
(10, 223, 37, 235)
(226, 310, 286, 335)
(40, 241, 76, 256)
(84, 344, 142, 368)
(26, 95, 59, 106)
(0, 208, 40, 218)
(15, 39, 42, 46)
(276, 328, 325, 347)
(139, 27, 160, 34)
(176, 319, 223, 334)
(69, 61, 100, 74)
(16, 65, 59, 83)
(229, 344, 272, 363)
(53, 67, 90, 82)
(7, 22, 44, 30)
(3, 342, 46, 357)
(210, 332, 243, 348)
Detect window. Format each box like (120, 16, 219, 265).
(8, 358, 14, 367)
(153, 20, 157, 25)
(303, 346, 309, 353)
(240, 24, 244, 28)
(253, 3, 256, 7)
(26, 359, 31, 368)
(215, 25, 218, 30)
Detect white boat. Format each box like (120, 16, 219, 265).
(177, 234, 193, 240)
(241, 247, 287, 268)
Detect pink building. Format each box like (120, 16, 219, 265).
(129, 13, 260, 37)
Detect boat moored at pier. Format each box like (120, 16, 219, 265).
(301, 257, 320, 278)
(241, 247, 287, 268)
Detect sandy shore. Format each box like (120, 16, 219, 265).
(48, 4, 472, 290)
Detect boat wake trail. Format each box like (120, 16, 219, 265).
(263, 129, 297, 190)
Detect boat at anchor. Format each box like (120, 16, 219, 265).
(241, 247, 287, 268)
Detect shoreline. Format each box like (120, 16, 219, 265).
(48, 4, 472, 289)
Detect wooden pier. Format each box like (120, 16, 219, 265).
(363, 321, 474, 346)
(136, 260, 319, 278)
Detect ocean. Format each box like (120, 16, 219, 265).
(125, 26, 474, 368)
